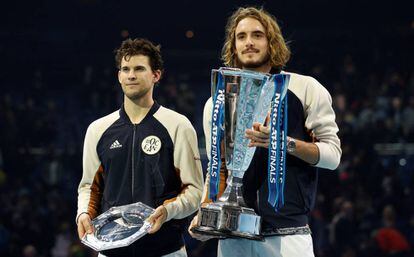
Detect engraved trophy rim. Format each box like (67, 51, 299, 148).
(81, 202, 154, 251)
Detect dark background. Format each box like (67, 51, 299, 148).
(1, 1, 413, 257)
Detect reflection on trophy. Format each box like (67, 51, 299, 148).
(192, 67, 281, 241)
(82, 202, 154, 251)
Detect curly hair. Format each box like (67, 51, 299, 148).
(114, 38, 164, 74)
(222, 7, 291, 70)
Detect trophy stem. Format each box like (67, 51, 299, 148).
(218, 170, 246, 207)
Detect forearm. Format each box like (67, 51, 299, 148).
(289, 138, 319, 165)
(77, 183, 102, 221)
(77, 189, 91, 223)
(163, 183, 202, 221)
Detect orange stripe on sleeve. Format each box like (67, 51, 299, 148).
(87, 165, 104, 219)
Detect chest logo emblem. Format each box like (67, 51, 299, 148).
(141, 135, 161, 155)
(109, 140, 122, 149)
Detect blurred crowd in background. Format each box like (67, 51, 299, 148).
(1, 2, 413, 257)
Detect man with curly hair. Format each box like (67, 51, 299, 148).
(190, 7, 341, 257)
(76, 38, 204, 257)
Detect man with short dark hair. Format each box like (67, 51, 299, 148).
(77, 38, 204, 257)
(190, 7, 341, 257)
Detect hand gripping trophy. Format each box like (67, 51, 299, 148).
(192, 67, 290, 240)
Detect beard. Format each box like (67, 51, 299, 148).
(123, 87, 152, 101)
(237, 53, 270, 69)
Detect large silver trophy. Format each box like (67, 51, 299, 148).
(192, 68, 280, 241)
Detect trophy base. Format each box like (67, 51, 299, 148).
(192, 202, 264, 241)
(191, 226, 264, 241)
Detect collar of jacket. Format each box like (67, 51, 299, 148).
(119, 101, 160, 125)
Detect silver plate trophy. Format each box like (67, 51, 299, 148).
(81, 202, 154, 251)
(192, 68, 279, 241)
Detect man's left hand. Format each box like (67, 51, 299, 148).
(146, 205, 168, 234)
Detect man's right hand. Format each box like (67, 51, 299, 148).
(77, 213, 94, 239)
(188, 213, 217, 241)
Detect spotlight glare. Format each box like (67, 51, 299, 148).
(186, 30, 194, 39)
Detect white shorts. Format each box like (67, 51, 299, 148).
(218, 234, 314, 257)
(98, 246, 187, 257)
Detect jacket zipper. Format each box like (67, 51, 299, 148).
(132, 124, 137, 201)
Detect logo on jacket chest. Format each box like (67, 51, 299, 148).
(141, 135, 161, 155)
